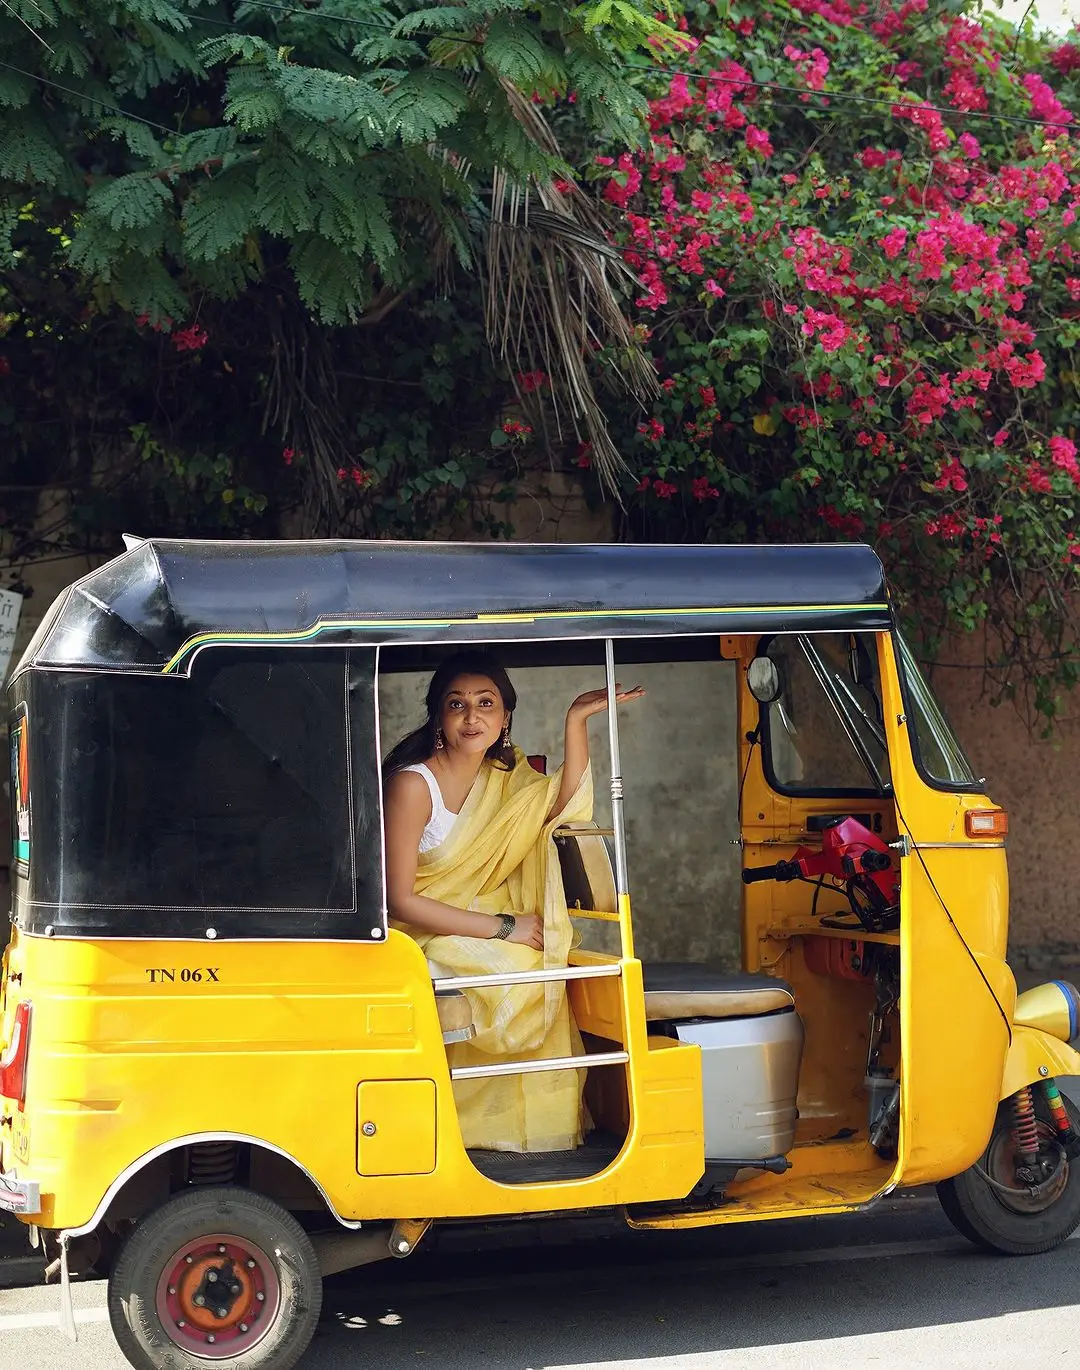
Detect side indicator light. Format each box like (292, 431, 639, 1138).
(0, 1001, 31, 1111)
(965, 809, 1009, 839)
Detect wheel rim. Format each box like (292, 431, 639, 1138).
(155, 1232, 282, 1359)
(984, 1118, 1069, 1215)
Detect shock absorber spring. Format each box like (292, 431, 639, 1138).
(187, 1141, 238, 1186)
(1012, 1085, 1040, 1166)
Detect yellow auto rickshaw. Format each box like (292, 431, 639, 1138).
(1, 537, 1078, 1370)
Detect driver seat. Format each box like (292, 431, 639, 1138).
(641, 964, 795, 1020)
(554, 824, 795, 1020)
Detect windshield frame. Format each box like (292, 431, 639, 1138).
(893, 634, 981, 794)
(758, 632, 892, 801)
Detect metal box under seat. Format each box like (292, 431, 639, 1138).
(642, 964, 805, 1163)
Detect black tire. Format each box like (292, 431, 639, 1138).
(108, 1186, 322, 1370)
(937, 1090, 1080, 1256)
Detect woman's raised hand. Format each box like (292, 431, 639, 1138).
(506, 912, 544, 950)
(568, 683, 645, 721)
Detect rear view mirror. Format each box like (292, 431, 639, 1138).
(747, 656, 782, 704)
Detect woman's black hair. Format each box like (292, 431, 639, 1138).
(383, 650, 518, 776)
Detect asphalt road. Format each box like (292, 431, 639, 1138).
(3, 1189, 1080, 1370)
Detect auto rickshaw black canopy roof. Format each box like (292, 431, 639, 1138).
(16, 538, 891, 678)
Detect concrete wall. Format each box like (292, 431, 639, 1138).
(930, 627, 1080, 971)
(378, 658, 744, 968)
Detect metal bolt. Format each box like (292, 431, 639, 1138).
(246, 1259, 256, 1269)
(256, 1292, 265, 1302)
(362, 1121, 377, 1137)
(231, 1283, 241, 1295)
(239, 1324, 248, 1333)
(218, 1245, 227, 1254)
(168, 1286, 176, 1295)
(397, 1240, 409, 1254)
(1040, 1065, 1050, 1077)
(206, 1335, 216, 1344)
(207, 1271, 218, 1283)
(186, 1256, 194, 1265)
(206, 927, 218, 940)
(177, 1321, 186, 1329)
(216, 1308, 228, 1319)
(194, 1295, 206, 1308)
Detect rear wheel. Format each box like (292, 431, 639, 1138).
(108, 1186, 322, 1370)
(937, 1090, 1080, 1255)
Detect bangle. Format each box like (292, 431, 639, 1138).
(492, 913, 516, 940)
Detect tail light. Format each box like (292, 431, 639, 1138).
(0, 1001, 31, 1110)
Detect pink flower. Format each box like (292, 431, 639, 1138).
(1049, 436, 1080, 483)
(691, 475, 719, 500)
(958, 132, 982, 160)
(516, 369, 547, 393)
(172, 324, 208, 353)
(1025, 463, 1054, 493)
(704, 279, 725, 298)
(745, 126, 774, 157)
(880, 227, 908, 259)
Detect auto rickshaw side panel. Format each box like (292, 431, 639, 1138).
(1, 929, 704, 1232)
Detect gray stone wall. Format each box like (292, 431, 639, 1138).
(378, 658, 743, 969)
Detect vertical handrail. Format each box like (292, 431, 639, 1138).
(604, 638, 634, 961)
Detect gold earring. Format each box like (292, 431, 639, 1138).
(435, 729, 445, 751)
(502, 722, 511, 747)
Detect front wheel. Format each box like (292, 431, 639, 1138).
(937, 1089, 1080, 1256)
(108, 1186, 322, 1370)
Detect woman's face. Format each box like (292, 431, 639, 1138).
(438, 673, 509, 757)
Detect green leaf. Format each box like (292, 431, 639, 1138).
(181, 170, 257, 261)
(172, 127, 239, 173)
(0, 114, 65, 185)
(86, 172, 172, 231)
(391, 6, 487, 38)
(482, 16, 558, 84)
(385, 70, 470, 145)
(254, 152, 316, 236)
(0, 67, 34, 109)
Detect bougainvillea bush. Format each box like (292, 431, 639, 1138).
(581, 0, 1080, 719)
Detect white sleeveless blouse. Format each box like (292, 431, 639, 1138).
(401, 763, 460, 853)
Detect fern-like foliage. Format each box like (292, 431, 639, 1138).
(1, 0, 662, 505)
(1, 0, 659, 325)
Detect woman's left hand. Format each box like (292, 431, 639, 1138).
(568, 683, 645, 721)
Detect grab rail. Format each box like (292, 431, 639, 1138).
(432, 963, 621, 991)
(451, 1050, 628, 1081)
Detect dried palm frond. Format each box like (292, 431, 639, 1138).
(485, 82, 656, 498)
(262, 288, 352, 531)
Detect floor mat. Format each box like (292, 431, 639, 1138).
(467, 1135, 622, 1184)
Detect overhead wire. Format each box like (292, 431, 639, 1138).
(0, 59, 180, 134)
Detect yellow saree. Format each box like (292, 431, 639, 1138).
(403, 749, 592, 1152)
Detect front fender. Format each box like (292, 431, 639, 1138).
(1000, 1024, 1080, 1100)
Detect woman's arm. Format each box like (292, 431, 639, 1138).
(385, 772, 543, 947)
(547, 683, 645, 821)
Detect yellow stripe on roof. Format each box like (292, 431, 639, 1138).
(162, 602, 890, 674)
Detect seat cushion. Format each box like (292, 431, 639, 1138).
(642, 963, 796, 1021)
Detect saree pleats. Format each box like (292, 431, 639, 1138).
(403, 751, 592, 1152)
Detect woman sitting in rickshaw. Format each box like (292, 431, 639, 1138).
(383, 650, 643, 1153)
